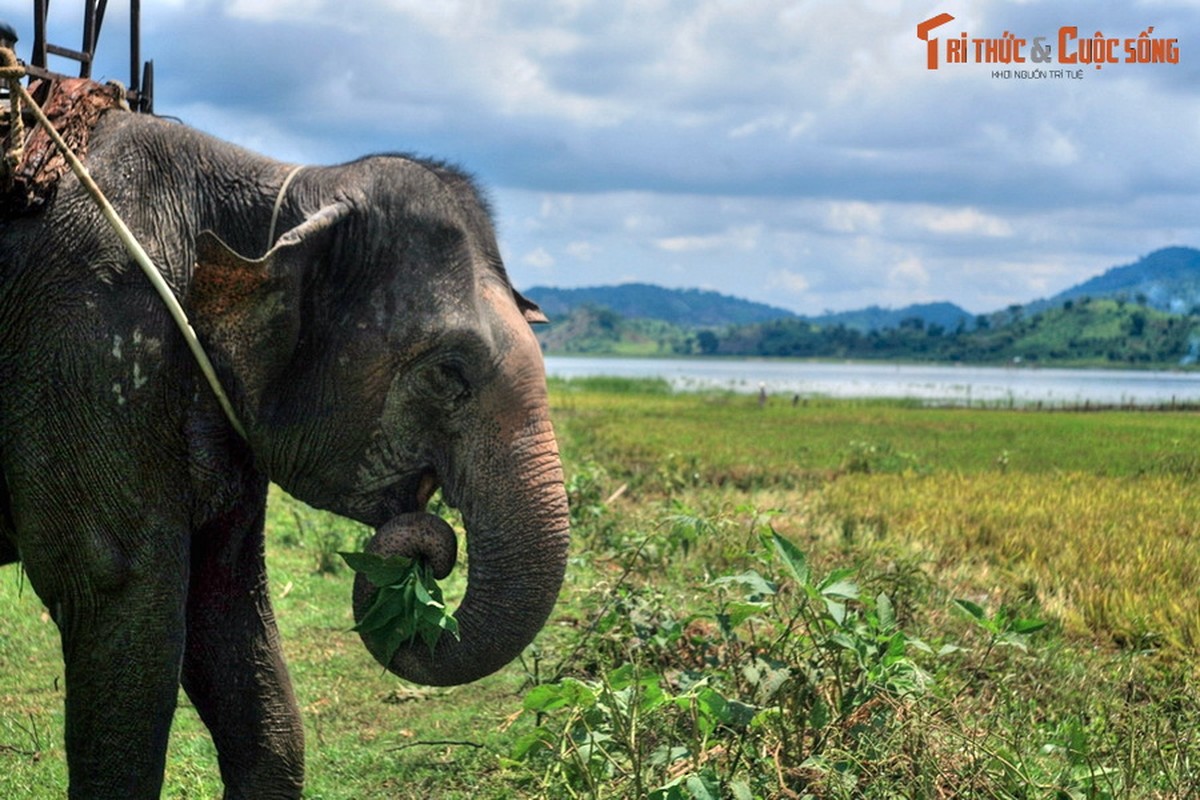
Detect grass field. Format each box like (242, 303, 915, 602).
(2, 377, 1199, 797)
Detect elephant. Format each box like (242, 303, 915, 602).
(0, 104, 570, 798)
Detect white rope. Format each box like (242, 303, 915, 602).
(0, 48, 24, 174)
(267, 164, 305, 254)
(8, 76, 248, 440)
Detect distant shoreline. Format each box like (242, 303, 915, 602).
(541, 350, 1200, 374)
(543, 355, 1200, 408)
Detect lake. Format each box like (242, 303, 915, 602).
(544, 356, 1200, 407)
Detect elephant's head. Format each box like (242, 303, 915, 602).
(187, 157, 568, 686)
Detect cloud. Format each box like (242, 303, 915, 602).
(2, 0, 1193, 316)
(522, 247, 556, 270)
(768, 270, 811, 296)
(226, 0, 326, 22)
(654, 225, 761, 254)
(566, 241, 600, 261)
(729, 113, 796, 139)
(889, 257, 931, 289)
(826, 202, 884, 234)
(919, 207, 1014, 238)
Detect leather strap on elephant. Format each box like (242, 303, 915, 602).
(0, 48, 249, 440)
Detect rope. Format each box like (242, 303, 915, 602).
(0, 49, 248, 440)
(1, 47, 24, 175)
(267, 164, 305, 254)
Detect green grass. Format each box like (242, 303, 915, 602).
(2, 379, 1199, 797)
(552, 378, 1196, 488)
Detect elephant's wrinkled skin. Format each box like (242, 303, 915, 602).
(0, 109, 569, 798)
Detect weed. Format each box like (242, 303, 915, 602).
(655, 452, 705, 494)
(510, 525, 952, 798)
(565, 458, 611, 528)
(838, 439, 923, 475)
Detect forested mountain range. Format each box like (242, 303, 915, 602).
(528, 247, 1200, 367)
(524, 283, 796, 327)
(1029, 246, 1200, 315)
(803, 302, 973, 334)
(529, 248, 1200, 330)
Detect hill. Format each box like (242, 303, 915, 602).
(524, 283, 795, 327)
(920, 297, 1198, 366)
(1032, 246, 1200, 315)
(537, 296, 1200, 367)
(806, 302, 973, 334)
(529, 247, 1200, 366)
(526, 283, 973, 333)
(530, 247, 1200, 335)
(532, 305, 696, 356)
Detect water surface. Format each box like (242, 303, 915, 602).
(545, 356, 1200, 407)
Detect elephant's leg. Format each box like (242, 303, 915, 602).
(62, 567, 187, 798)
(0, 468, 17, 566)
(181, 490, 305, 800)
(20, 521, 190, 800)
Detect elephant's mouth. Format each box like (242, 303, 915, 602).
(357, 466, 457, 577)
(355, 466, 445, 526)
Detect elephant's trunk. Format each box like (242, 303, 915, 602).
(353, 405, 569, 686)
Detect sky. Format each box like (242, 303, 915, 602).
(3, 0, 1199, 315)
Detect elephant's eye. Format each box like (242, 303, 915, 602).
(419, 362, 471, 404)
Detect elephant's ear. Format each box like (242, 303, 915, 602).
(513, 289, 549, 325)
(189, 203, 351, 421)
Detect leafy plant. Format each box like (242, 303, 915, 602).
(340, 551, 459, 658)
(512, 524, 950, 797)
(953, 598, 1046, 651)
(512, 663, 752, 799)
(656, 451, 705, 493)
(565, 459, 610, 526)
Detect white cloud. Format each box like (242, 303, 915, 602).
(566, 241, 600, 261)
(919, 207, 1014, 238)
(623, 213, 664, 234)
(655, 224, 762, 253)
(226, 0, 325, 21)
(768, 270, 811, 296)
(495, 185, 1188, 316)
(888, 257, 930, 289)
(982, 122, 1081, 170)
(10, 0, 1187, 317)
(654, 234, 721, 254)
(522, 247, 556, 270)
(728, 113, 809, 139)
(826, 202, 884, 234)
(539, 195, 576, 221)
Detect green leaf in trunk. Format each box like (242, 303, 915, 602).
(341, 551, 460, 659)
